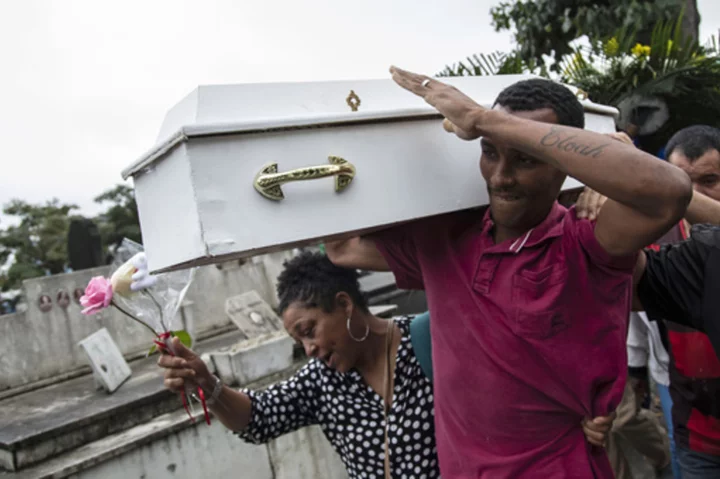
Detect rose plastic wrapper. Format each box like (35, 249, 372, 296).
(111, 239, 207, 423)
(110, 239, 195, 349)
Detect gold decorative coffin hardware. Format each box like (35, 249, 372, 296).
(346, 90, 361, 112)
(253, 156, 356, 201)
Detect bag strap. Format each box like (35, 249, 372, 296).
(383, 320, 395, 479)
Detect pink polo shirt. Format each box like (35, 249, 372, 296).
(372, 202, 636, 478)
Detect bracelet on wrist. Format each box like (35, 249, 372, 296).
(206, 375, 223, 406)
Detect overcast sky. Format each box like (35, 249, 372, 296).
(1, 0, 718, 226)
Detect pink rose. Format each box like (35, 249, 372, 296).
(80, 276, 113, 315)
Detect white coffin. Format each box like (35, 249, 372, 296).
(122, 76, 618, 273)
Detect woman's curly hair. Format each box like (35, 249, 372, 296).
(276, 251, 369, 314)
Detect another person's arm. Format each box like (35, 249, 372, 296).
(626, 313, 650, 406)
(389, 67, 692, 257)
(575, 186, 720, 316)
(634, 235, 710, 324)
(683, 189, 720, 225)
(324, 237, 389, 271)
(159, 337, 317, 439)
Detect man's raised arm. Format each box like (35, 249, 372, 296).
(389, 66, 693, 257)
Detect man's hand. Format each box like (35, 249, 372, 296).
(576, 188, 608, 221)
(390, 66, 485, 140)
(606, 131, 634, 145)
(325, 237, 390, 272)
(581, 412, 616, 447)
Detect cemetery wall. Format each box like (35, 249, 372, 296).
(70, 423, 348, 479)
(0, 252, 294, 392)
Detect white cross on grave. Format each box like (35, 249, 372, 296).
(78, 328, 132, 393)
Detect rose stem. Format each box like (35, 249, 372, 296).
(111, 299, 160, 338)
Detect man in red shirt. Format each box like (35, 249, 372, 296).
(326, 68, 692, 478)
(567, 126, 720, 479)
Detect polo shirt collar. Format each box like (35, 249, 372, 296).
(481, 201, 567, 254)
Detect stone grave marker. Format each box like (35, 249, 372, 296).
(213, 291, 293, 385)
(78, 328, 132, 393)
(224, 290, 283, 338)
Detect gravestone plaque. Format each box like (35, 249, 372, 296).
(38, 294, 52, 313)
(78, 328, 131, 393)
(225, 290, 283, 339)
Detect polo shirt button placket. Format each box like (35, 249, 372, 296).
(473, 254, 501, 294)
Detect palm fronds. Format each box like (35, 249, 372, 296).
(561, 13, 720, 148)
(437, 51, 546, 78)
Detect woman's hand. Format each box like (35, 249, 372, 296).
(389, 66, 486, 140)
(157, 337, 214, 392)
(581, 412, 616, 447)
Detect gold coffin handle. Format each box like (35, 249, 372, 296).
(253, 156, 356, 201)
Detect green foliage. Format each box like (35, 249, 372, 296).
(0, 199, 80, 290)
(147, 330, 192, 356)
(0, 184, 142, 292)
(173, 330, 193, 349)
(94, 184, 142, 254)
(437, 51, 546, 78)
(561, 15, 720, 138)
(490, 0, 688, 72)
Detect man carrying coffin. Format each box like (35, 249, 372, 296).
(326, 68, 692, 478)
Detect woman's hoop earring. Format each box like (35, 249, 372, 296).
(347, 316, 369, 342)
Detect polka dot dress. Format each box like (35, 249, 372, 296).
(236, 317, 440, 478)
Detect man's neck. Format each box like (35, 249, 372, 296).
(490, 202, 558, 245)
(493, 226, 528, 245)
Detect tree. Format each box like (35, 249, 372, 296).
(0, 185, 142, 293)
(0, 199, 80, 291)
(561, 17, 720, 154)
(490, 0, 696, 71)
(93, 184, 142, 257)
(437, 51, 544, 78)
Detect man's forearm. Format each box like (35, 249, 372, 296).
(476, 109, 691, 219)
(325, 237, 390, 271)
(684, 190, 720, 225)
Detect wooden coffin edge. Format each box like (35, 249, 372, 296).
(144, 184, 585, 274)
(121, 101, 618, 181)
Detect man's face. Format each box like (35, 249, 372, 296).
(480, 106, 567, 233)
(668, 148, 720, 201)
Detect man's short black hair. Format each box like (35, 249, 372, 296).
(666, 125, 720, 161)
(494, 79, 585, 129)
(276, 251, 368, 314)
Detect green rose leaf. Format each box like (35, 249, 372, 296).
(172, 330, 193, 349)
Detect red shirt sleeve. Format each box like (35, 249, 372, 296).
(368, 222, 425, 290)
(565, 206, 638, 273)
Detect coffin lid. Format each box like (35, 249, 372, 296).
(122, 75, 618, 179)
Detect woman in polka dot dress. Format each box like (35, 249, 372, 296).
(158, 252, 614, 478)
